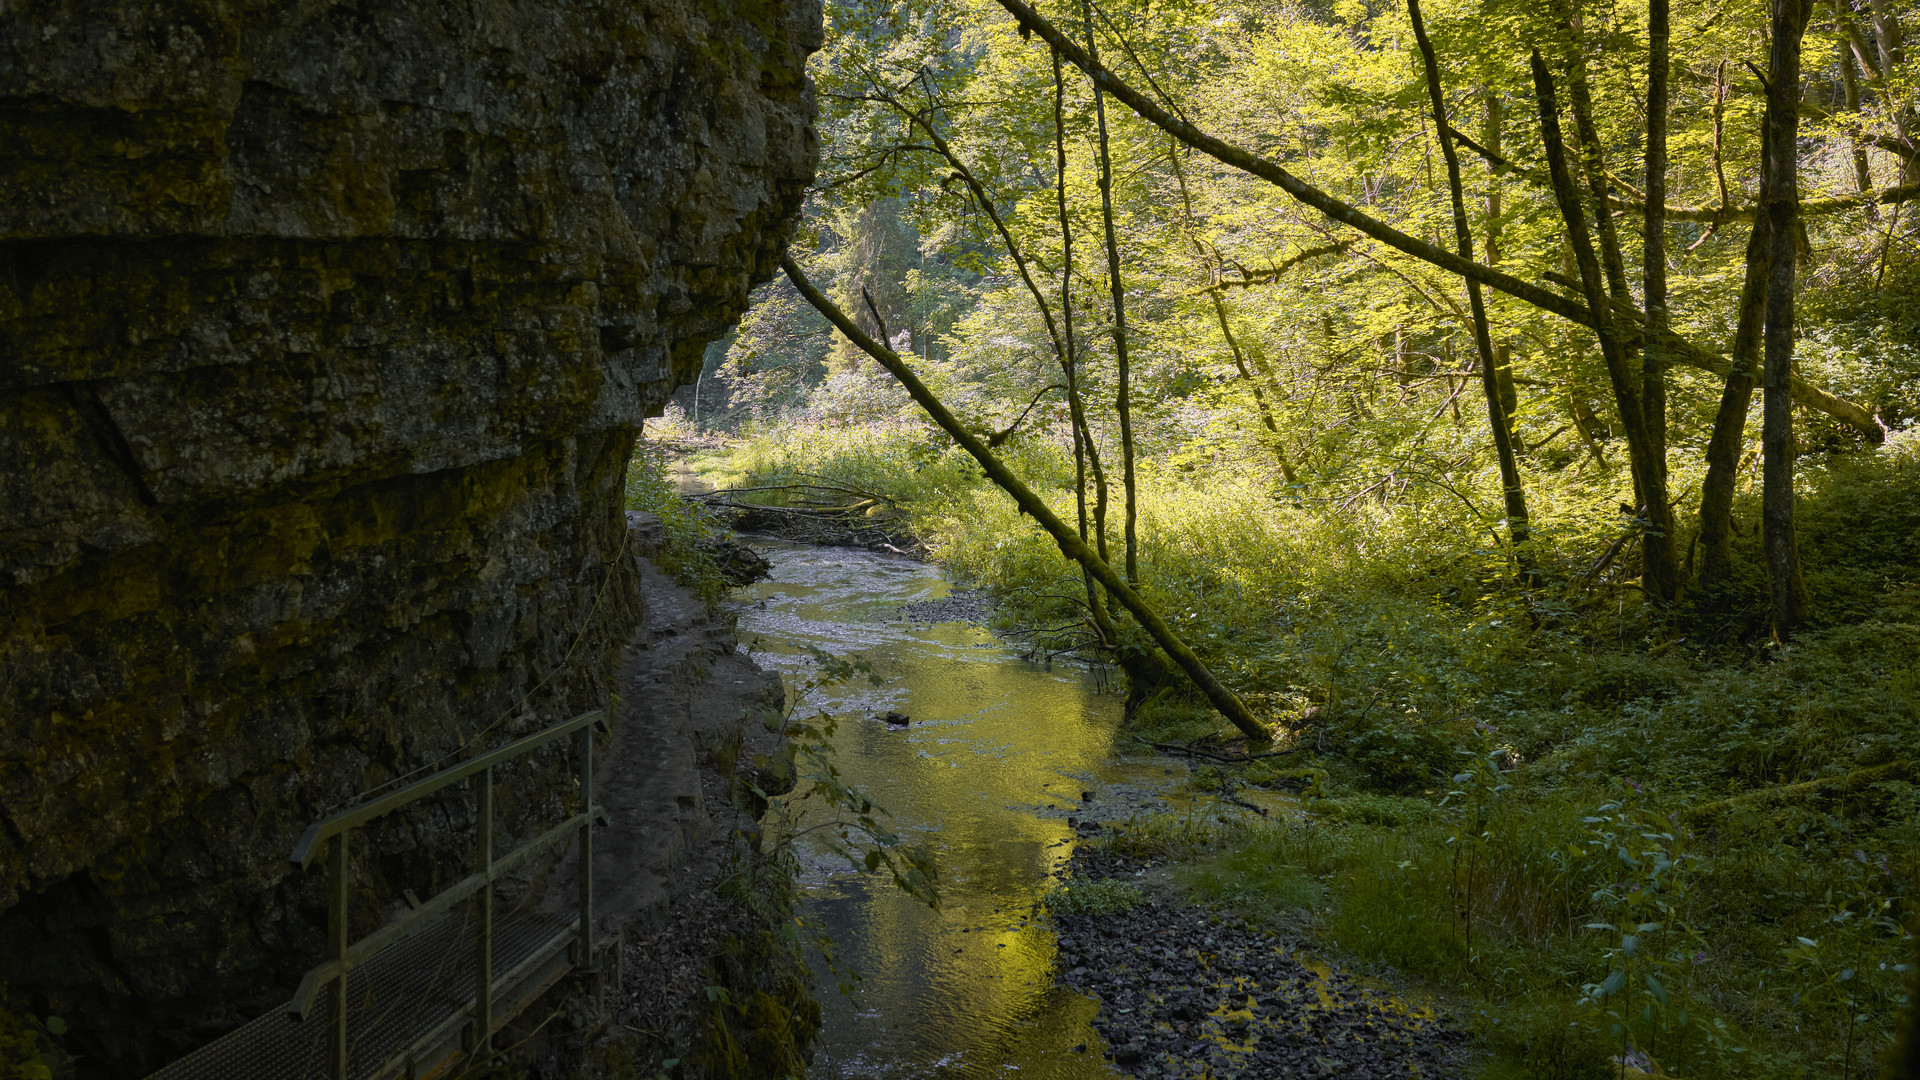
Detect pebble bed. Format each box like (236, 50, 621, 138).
(896, 588, 992, 624)
(1052, 843, 1466, 1079)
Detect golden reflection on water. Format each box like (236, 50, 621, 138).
(738, 541, 1142, 1079)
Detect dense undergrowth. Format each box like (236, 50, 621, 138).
(694, 420, 1920, 1079)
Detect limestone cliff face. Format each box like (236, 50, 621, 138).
(0, 0, 818, 1072)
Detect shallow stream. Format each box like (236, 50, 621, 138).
(734, 540, 1198, 1078)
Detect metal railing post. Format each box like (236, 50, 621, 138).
(474, 767, 493, 1055)
(280, 709, 605, 1075)
(329, 833, 349, 1080)
(577, 727, 594, 973)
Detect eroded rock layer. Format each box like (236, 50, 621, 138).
(0, 0, 818, 1072)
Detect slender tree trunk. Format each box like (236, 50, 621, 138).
(1712, 62, 1733, 213)
(1482, 93, 1520, 423)
(1532, 51, 1679, 601)
(1867, 0, 1920, 183)
(1167, 139, 1301, 484)
(1551, 21, 1679, 600)
(1870, 0, 1907, 69)
(1644, 0, 1675, 594)
(1555, 9, 1633, 307)
(1697, 207, 1769, 592)
(1567, 391, 1612, 467)
(1835, 2, 1878, 199)
(1054, 48, 1086, 548)
(1084, 3, 1139, 585)
(1052, 48, 1117, 642)
(1214, 298, 1300, 484)
(1644, 0, 1670, 454)
(783, 253, 1269, 741)
(1762, 0, 1813, 637)
(1409, 0, 1531, 553)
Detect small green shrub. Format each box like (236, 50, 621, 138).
(1242, 760, 1329, 794)
(1092, 812, 1260, 863)
(1473, 993, 1616, 1080)
(1130, 687, 1224, 744)
(0, 1003, 68, 1080)
(1344, 721, 1455, 792)
(626, 438, 731, 606)
(1175, 847, 1325, 925)
(1043, 878, 1145, 917)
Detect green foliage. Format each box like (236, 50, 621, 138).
(1130, 688, 1224, 745)
(755, 648, 941, 914)
(1091, 809, 1263, 864)
(626, 437, 732, 606)
(1173, 845, 1325, 925)
(732, 646, 945, 1013)
(1345, 718, 1458, 793)
(1042, 877, 1145, 917)
(0, 1003, 67, 1080)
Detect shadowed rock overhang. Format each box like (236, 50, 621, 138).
(0, 0, 820, 1072)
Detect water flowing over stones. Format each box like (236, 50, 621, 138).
(0, 0, 820, 1071)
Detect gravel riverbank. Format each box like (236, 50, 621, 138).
(1051, 842, 1466, 1079)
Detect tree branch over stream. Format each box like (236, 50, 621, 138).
(989, 0, 1883, 440)
(781, 252, 1270, 743)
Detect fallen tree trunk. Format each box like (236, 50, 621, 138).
(781, 252, 1269, 744)
(1685, 759, 1912, 821)
(698, 497, 883, 518)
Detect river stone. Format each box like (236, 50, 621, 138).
(0, 0, 819, 1071)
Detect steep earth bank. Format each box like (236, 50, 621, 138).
(0, 0, 819, 1072)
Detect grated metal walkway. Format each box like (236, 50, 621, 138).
(146, 908, 578, 1080)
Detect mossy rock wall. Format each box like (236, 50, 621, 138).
(0, 0, 819, 1072)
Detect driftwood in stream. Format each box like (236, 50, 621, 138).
(695, 478, 919, 553)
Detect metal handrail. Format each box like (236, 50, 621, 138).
(291, 710, 607, 867)
(285, 809, 605, 1020)
(287, 708, 608, 1080)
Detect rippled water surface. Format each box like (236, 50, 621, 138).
(736, 540, 1190, 1079)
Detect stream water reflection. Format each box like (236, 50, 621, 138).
(736, 539, 1183, 1079)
